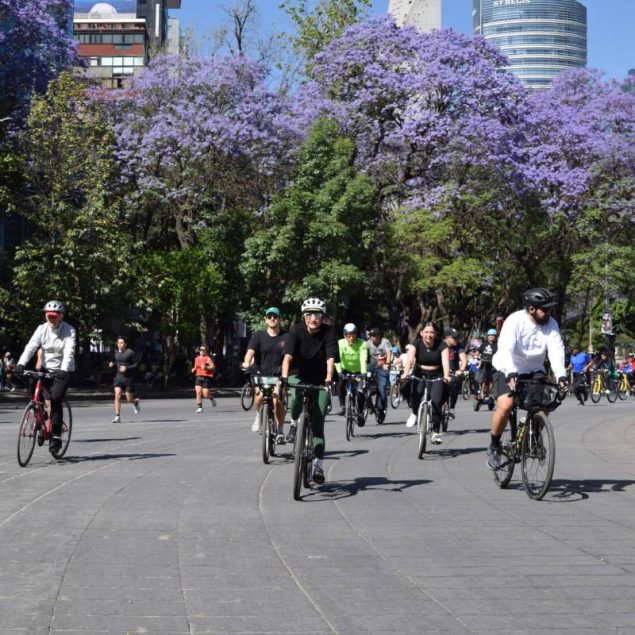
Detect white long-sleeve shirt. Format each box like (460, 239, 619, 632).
(18, 321, 76, 372)
(492, 309, 566, 380)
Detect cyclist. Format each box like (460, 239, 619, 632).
(401, 322, 450, 444)
(366, 327, 392, 423)
(281, 298, 337, 485)
(14, 300, 76, 454)
(443, 327, 467, 419)
(486, 288, 567, 470)
(335, 323, 368, 425)
(567, 344, 590, 405)
(476, 328, 498, 407)
(109, 336, 141, 423)
(242, 306, 286, 442)
(619, 353, 635, 390)
(583, 348, 618, 384)
(192, 344, 217, 413)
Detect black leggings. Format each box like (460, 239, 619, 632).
(410, 375, 448, 432)
(43, 374, 71, 436)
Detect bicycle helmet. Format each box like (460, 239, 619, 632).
(300, 297, 326, 314)
(368, 327, 381, 336)
(444, 327, 459, 338)
(486, 328, 497, 336)
(343, 323, 358, 335)
(43, 300, 65, 313)
(522, 288, 556, 309)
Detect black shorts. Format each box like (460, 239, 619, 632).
(114, 376, 135, 393)
(491, 371, 512, 401)
(195, 376, 213, 389)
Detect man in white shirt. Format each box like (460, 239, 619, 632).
(487, 288, 567, 469)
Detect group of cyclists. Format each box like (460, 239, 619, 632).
(12, 288, 630, 481)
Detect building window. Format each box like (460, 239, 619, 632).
(89, 57, 99, 66)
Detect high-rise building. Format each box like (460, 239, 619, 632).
(72, 1, 181, 89)
(473, 0, 587, 90)
(389, 0, 441, 32)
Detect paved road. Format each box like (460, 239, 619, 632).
(0, 393, 634, 634)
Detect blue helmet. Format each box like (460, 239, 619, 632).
(487, 328, 497, 336)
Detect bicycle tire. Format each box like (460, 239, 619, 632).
(417, 403, 428, 459)
(52, 400, 73, 460)
(390, 383, 401, 409)
(302, 416, 313, 489)
(590, 377, 602, 403)
(292, 413, 307, 500)
(261, 402, 271, 464)
(617, 378, 629, 401)
(17, 403, 38, 467)
(462, 377, 470, 400)
(521, 413, 555, 500)
(240, 382, 254, 411)
(606, 380, 618, 403)
(345, 394, 354, 441)
(493, 417, 516, 489)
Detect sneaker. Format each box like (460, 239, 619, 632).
(251, 414, 260, 432)
(578, 400, 585, 406)
(312, 465, 325, 485)
(196, 406, 203, 413)
(211, 398, 217, 407)
(133, 399, 140, 415)
(431, 432, 443, 444)
(286, 423, 297, 444)
(406, 413, 417, 428)
(448, 408, 455, 419)
(275, 433, 286, 445)
(49, 436, 62, 455)
(357, 413, 365, 427)
(377, 409, 386, 424)
(487, 447, 502, 470)
(112, 415, 121, 423)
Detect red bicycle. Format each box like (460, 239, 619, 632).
(17, 370, 73, 466)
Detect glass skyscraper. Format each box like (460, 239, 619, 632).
(473, 0, 587, 90)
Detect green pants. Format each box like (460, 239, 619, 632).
(288, 375, 328, 460)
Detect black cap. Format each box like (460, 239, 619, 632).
(444, 327, 459, 338)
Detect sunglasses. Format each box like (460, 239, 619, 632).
(266, 314, 279, 320)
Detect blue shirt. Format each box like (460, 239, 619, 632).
(569, 351, 589, 373)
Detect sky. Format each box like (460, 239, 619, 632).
(173, 0, 634, 81)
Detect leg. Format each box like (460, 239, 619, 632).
(195, 384, 203, 408)
(375, 367, 389, 411)
(49, 374, 71, 437)
(114, 386, 122, 416)
(429, 380, 446, 432)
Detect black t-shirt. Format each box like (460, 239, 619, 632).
(285, 322, 338, 385)
(479, 341, 498, 364)
(447, 342, 465, 372)
(247, 330, 286, 375)
(413, 337, 447, 367)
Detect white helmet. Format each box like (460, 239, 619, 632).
(301, 297, 326, 314)
(43, 300, 65, 313)
(343, 323, 358, 335)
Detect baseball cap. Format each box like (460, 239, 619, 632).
(264, 307, 280, 317)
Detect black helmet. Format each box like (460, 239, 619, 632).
(444, 327, 459, 338)
(522, 288, 556, 309)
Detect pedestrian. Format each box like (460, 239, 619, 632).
(3, 352, 16, 391)
(192, 345, 217, 413)
(109, 336, 140, 423)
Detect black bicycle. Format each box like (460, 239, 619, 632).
(341, 373, 365, 441)
(492, 377, 565, 500)
(292, 383, 328, 501)
(363, 372, 386, 424)
(409, 375, 445, 459)
(240, 375, 255, 411)
(252, 373, 280, 464)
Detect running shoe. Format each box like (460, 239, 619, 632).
(406, 413, 417, 428)
(196, 406, 203, 413)
(431, 432, 443, 444)
(312, 465, 325, 484)
(487, 447, 502, 470)
(133, 399, 141, 415)
(275, 433, 286, 445)
(286, 423, 297, 444)
(251, 414, 260, 432)
(49, 436, 62, 455)
(112, 415, 121, 423)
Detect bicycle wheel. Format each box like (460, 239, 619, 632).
(17, 403, 38, 467)
(390, 383, 401, 409)
(606, 380, 618, 403)
(345, 394, 354, 441)
(461, 378, 470, 400)
(617, 378, 629, 401)
(261, 402, 271, 464)
(52, 400, 73, 460)
(292, 413, 307, 500)
(493, 418, 516, 489)
(240, 382, 254, 411)
(417, 403, 428, 459)
(521, 413, 555, 500)
(590, 377, 602, 403)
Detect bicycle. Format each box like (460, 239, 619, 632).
(409, 375, 445, 459)
(492, 377, 565, 500)
(252, 373, 281, 464)
(461, 370, 478, 400)
(292, 383, 328, 501)
(616, 371, 632, 401)
(363, 372, 387, 424)
(17, 370, 73, 466)
(389, 367, 403, 409)
(590, 369, 617, 403)
(240, 374, 255, 411)
(341, 373, 366, 441)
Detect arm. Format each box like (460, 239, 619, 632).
(242, 348, 255, 368)
(17, 326, 43, 368)
(126, 350, 139, 371)
(491, 315, 517, 377)
(441, 347, 450, 381)
(384, 340, 392, 367)
(359, 342, 368, 371)
(401, 345, 416, 378)
(547, 323, 567, 380)
(61, 325, 76, 373)
(326, 357, 335, 383)
(458, 350, 467, 373)
(281, 353, 292, 379)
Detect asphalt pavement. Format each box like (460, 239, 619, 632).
(0, 392, 634, 634)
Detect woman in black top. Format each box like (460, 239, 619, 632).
(401, 322, 450, 443)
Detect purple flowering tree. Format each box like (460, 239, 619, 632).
(0, 0, 78, 120)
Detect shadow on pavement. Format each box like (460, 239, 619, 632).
(548, 478, 635, 501)
(59, 452, 176, 463)
(306, 475, 432, 500)
(73, 437, 142, 443)
(421, 446, 487, 459)
(325, 449, 369, 459)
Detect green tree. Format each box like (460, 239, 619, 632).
(241, 118, 383, 325)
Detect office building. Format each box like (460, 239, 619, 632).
(473, 0, 587, 90)
(73, 1, 181, 89)
(389, 0, 441, 32)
